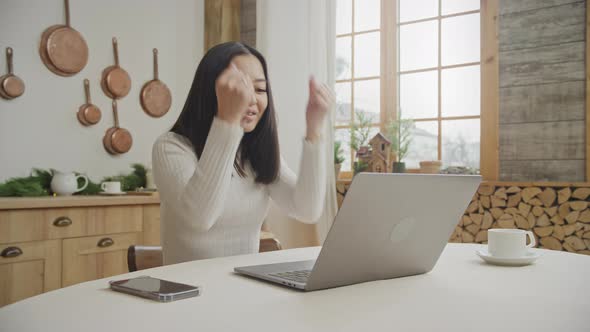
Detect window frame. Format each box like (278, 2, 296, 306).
(335, 0, 499, 180)
(335, 0, 383, 178)
(397, 3, 481, 170)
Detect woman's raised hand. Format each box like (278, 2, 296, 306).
(216, 63, 256, 125)
(306, 77, 334, 143)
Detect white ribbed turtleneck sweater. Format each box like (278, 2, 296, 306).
(152, 117, 326, 265)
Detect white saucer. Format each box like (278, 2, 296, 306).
(476, 249, 541, 266)
(99, 191, 127, 196)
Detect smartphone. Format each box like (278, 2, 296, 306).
(109, 276, 200, 302)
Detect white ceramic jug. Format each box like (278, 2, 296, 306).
(50, 171, 89, 196)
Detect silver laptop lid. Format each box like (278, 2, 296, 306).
(305, 173, 481, 291)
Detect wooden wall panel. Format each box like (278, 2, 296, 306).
(586, 1, 590, 181)
(499, 2, 585, 51)
(498, 0, 587, 182)
(499, 160, 585, 181)
(500, 121, 585, 160)
(499, 81, 585, 124)
(500, 0, 582, 15)
(499, 42, 585, 87)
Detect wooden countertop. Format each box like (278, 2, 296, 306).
(0, 193, 160, 210)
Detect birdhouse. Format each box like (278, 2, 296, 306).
(369, 133, 391, 159)
(368, 133, 391, 173)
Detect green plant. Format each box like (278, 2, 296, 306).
(334, 140, 345, 164)
(78, 176, 101, 195)
(0, 164, 148, 197)
(350, 111, 372, 152)
(0, 177, 49, 197)
(353, 160, 368, 175)
(386, 117, 414, 163)
(0, 168, 53, 197)
(34, 168, 54, 190)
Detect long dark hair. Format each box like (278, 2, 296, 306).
(171, 42, 280, 184)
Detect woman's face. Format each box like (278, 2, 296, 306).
(231, 54, 268, 133)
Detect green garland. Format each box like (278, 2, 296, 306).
(0, 164, 148, 197)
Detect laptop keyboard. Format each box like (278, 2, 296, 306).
(269, 269, 312, 283)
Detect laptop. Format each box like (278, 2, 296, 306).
(234, 173, 481, 291)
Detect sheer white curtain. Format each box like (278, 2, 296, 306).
(257, 0, 337, 245)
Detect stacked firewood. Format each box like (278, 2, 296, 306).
(450, 184, 590, 255)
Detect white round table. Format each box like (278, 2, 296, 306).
(0, 243, 588, 332)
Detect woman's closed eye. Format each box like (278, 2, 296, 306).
(255, 88, 267, 93)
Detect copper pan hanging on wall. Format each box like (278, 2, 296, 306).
(140, 48, 172, 118)
(103, 100, 132, 155)
(77, 79, 101, 126)
(39, 0, 88, 76)
(101, 38, 131, 99)
(0, 47, 25, 100)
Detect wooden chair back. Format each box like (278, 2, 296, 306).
(127, 245, 163, 272)
(128, 232, 282, 272)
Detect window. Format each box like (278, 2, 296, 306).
(334, 0, 482, 175)
(399, 0, 481, 170)
(335, 0, 382, 172)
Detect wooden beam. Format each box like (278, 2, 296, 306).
(437, 0, 442, 162)
(381, 0, 397, 132)
(350, 0, 356, 170)
(336, 179, 590, 188)
(480, 0, 499, 181)
(480, 180, 590, 188)
(204, 0, 241, 52)
(586, 1, 590, 180)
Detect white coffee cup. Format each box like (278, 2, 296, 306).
(101, 181, 122, 193)
(487, 229, 536, 258)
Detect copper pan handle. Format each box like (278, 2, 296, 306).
(112, 100, 119, 128)
(65, 0, 71, 27)
(83, 79, 91, 103)
(112, 37, 120, 66)
(6, 47, 13, 75)
(153, 48, 159, 80)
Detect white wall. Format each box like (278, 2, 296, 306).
(0, 0, 204, 182)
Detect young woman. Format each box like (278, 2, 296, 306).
(152, 42, 334, 264)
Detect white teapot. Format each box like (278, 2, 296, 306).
(50, 171, 89, 196)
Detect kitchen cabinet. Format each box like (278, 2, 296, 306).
(0, 195, 160, 306)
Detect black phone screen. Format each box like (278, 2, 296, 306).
(112, 276, 197, 294)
